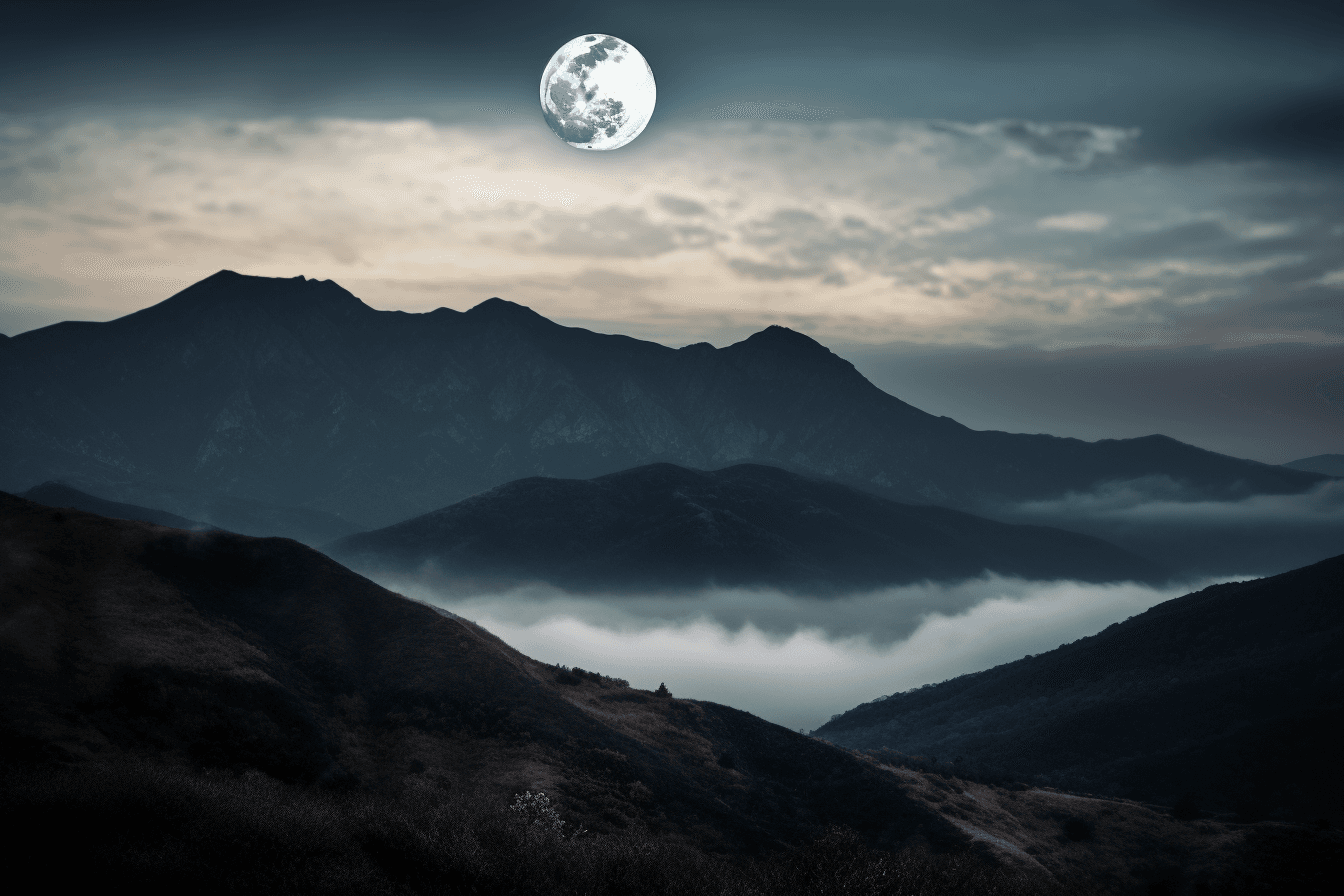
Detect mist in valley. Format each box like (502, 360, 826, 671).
(379, 571, 1235, 733)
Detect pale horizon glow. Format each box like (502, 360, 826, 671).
(2, 113, 1339, 350)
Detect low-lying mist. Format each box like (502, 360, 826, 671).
(997, 478, 1344, 578)
(376, 572, 1234, 733)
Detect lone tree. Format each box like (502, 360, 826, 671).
(655, 682, 671, 697)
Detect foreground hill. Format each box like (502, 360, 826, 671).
(0, 491, 951, 854)
(815, 555, 1344, 825)
(0, 271, 1322, 533)
(3, 493, 1338, 894)
(328, 463, 1164, 592)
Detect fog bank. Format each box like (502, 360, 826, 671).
(380, 574, 1233, 733)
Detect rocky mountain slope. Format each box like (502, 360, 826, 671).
(815, 555, 1344, 825)
(0, 271, 1323, 532)
(329, 462, 1165, 592)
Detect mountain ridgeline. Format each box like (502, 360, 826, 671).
(329, 462, 1165, 592)
(0, 271, 1323, 534)
(814, 554, 1344, 825)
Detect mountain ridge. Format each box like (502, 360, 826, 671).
(814, 553, 1344, 824)
(0, 271, 1323, 533)
(328, 461, 1166, 592)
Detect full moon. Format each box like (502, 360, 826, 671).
(540, 34, 656, 151)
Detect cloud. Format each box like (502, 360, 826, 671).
(2, 113, 1341, 345)
(1037, 212, 1109, 232)
(383, 573, 1230, 733)
(702, 102, 840, 122)
(1012, 477, 1344, 526)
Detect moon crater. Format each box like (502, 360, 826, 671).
(541, 34, 655, 151)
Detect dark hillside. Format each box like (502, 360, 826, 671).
(3, 493, 1339, 893)
(21, 481, 210, 530)
(329, 462, 1165, 592)
(816, 555, 1344, 823)
(0, 490, 960, 855)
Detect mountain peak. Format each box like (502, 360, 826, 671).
(725, 324, 862, 381)
(466, 297, 547, 320)
(124, 271, 371, 325)
(740, 325, 833, 355)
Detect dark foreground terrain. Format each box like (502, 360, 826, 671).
(2, 493, 1338, 894)
(817, 555, 1344, 826)
(328, 462, 1164, 593)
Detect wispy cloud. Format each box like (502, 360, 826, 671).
(384, 573, 1228, 732)
(2, 114, 1341, 346)
(1012, 478, 1344, 526)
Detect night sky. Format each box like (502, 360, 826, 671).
(4, 0, 1342, 461)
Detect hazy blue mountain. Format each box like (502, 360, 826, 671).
(20, 481, 210, 530)
(34, 476, 361, 546)
(814, 554, 1344, 824)
(1283, 454, 1344, 477)
(0, 271, 1323, 532)
(329, 462, 1165, 592)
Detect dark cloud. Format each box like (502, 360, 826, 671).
(657, 195, 706, 216)
(1100, 221, 1231, 260)
(4, 0, 1339, 169)
(990, 121, 1139, 171)
(1212, 90, 1344, 162)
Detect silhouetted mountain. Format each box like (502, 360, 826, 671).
(34, 475, 361, 546)
(21, 481, 209, 530)
(0, 272, 1323, 535)
(329, 463, 1165, 592)
(1283, 454, 1344, 477)
(815, 555, 1344, 824)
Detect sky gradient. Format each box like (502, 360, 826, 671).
(3, 0, 1341, 460)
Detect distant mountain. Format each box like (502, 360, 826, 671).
(33, 475, 361, 546)
(1283, 454, 1344, 477)
(6, 493, 1334, 894)
(0, 271, 1323, 532)
(814, 555, 1344, 824)
(329, 463, 1165, 592)
(21, 481, 210, 530)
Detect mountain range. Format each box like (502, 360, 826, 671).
(329, 462, 1164, 592)
(0, 271, 1323, 537)
(815, 554, 1344, 825)
(1283, 454, 1344, 478)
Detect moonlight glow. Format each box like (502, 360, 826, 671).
(540, 34, 656, 151)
